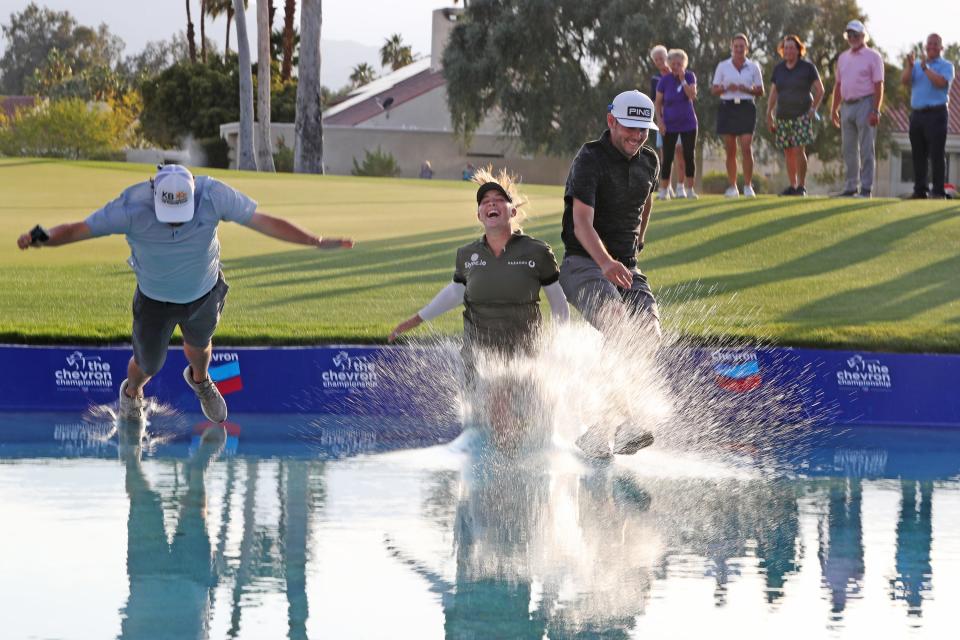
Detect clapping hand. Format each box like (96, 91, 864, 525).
(905, 51, 916, 68)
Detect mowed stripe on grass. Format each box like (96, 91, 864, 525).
(1, 158, 958, 351)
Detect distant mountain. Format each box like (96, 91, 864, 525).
(320, 39, 383, 92)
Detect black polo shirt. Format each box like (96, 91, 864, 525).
(452, 231, 560, 348)
(561, 129, 660, 265)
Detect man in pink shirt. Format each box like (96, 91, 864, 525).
(830, 19, 885, 197)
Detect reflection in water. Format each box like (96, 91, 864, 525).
(819, 478, 865, 616)
(892, 480, 933, 616)
(99, 420, 955, 638)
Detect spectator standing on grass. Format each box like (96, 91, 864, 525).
(712, 33, 765, 198)
(766, 35, 825, 196)
(419, 161, 434, 179)
(830, 20, 884, 198)
(650, 44, 687, 198)
(16, 165, 353, 424)
(901, 33, 955, 199)
(655, 48, 699, 201)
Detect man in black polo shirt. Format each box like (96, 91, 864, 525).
(560, 90, 662, 337)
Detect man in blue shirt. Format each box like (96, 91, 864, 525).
(901, 33, 955, 198)
(17, 165, 353, 423)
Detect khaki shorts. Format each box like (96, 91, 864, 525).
(131, 273, 229, 376)
(559, 254, 659, 329)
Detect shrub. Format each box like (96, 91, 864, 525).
(700, 171, 770, 194)
(197, 136, 230, 169)
(273, 137, 294, 173)
(351, 147, 401, 177)
(0, 98, 132, 159)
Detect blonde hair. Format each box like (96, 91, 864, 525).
(471, 165, 529, 231)
(667, 48, 688, 68)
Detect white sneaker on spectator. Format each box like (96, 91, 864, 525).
(743, 184, 757, 198)
(686, 188, 699, 200)
(657, 188, 671, 200)
(675, 184, 687, 199)
(667, 185, 675, 198)
(724, 185, 740, 198)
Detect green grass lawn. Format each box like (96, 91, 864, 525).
(1, 158, 958, 352)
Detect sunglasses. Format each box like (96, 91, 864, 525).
(846, 31, 863, 38)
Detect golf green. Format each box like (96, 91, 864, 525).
(2, 158, 958, 352)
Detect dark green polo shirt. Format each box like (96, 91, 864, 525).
(453, 231, 560, 348)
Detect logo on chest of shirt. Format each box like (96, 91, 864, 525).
(464, 252, 487, 269)
(507, 259, 536, 268)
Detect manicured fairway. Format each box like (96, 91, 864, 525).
(1, 158, 958, 351)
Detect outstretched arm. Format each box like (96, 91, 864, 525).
(17, 222, 92, 250)
(244, 212, 354, 248)
(389, 282, 465, 342)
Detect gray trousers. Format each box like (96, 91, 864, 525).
(840, 97, 877, 193)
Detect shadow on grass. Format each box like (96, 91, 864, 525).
(784, 249, 960, 325)
(655, 207, 955, 305)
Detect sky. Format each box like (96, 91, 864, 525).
(0, 0, 958, 68)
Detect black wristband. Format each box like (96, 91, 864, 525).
(30, 224, 50, 245)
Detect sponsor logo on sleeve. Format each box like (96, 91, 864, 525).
(55, 350, 113, 391)
(836, 354, 892, 391)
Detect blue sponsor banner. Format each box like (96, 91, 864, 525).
(0, 344, 957, 428)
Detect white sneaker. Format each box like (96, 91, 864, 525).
(657, 188, 671, 201)
(675, 184, 687, 199)
(686, 188, 699, 200)
(183, 366, 228, 423)
(724, 186, 740, 198)
(118, 379, 145, 421)
(667, 185, 675, 198)
(743, 184, 757, 198)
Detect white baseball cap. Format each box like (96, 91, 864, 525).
(609, 90, 658, 130)
(153, 164, 195, 223)
(845, 20, 866, 34)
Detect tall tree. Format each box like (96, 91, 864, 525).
(0, 3, 123, 95)
(256, 0, 276, 171)
(280, 0, 297, 81)
(185, 0, 197, 63)
(294, 0, 323, 173)
(205, 0, 240, 55)
(233, 0, 257, 170)
(200, 0, 207, 63)
(380, 33, 414, 71)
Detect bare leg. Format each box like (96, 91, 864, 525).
(798, 146, 808, 187)
(784, 148, 799, 188)
(739, 134, 754, 185)
(724, 135, 738, 187)
(183, 341, 213, 383)
(125, 357, 151, 398)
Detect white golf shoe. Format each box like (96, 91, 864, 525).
(183, 366, 228, 423)
(743, 184, 757, 197)
(724, 185, 740, 198)
(118, 379, 145, 422)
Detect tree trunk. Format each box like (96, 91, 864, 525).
(186, 0, 197, 63)
(226, 6, 233, 54)
(280, 0, 296, 81)
(294, 0, 323, 173)
(256, 0, 276, 171)
(233, 0, 257, 170)
(200, 0, 207, 63)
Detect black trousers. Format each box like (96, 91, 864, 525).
(662, 129, 697, 181)
(908, 106, 948, 196)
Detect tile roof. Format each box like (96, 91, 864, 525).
(887, 80, 960, 135)
(323, 59, 446, 127)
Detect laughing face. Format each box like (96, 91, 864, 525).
(477, 190, 515, 232)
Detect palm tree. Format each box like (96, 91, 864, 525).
(233, 0, 257, 170)
(256, 0, 276, 171)
(294, 0, 323, 173)
(206, 0, 243, 55)
(349, 62, 377, 87)
(280, 0, 296, 81)
(186, 0, 197, 63)
(200, 0, 207, 63)
(379, 33, 414, 71)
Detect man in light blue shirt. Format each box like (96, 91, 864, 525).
(901, 33, 955, 198)
(18, 165, 353, 423)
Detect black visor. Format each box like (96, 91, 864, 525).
(476, 182, 512, 204)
